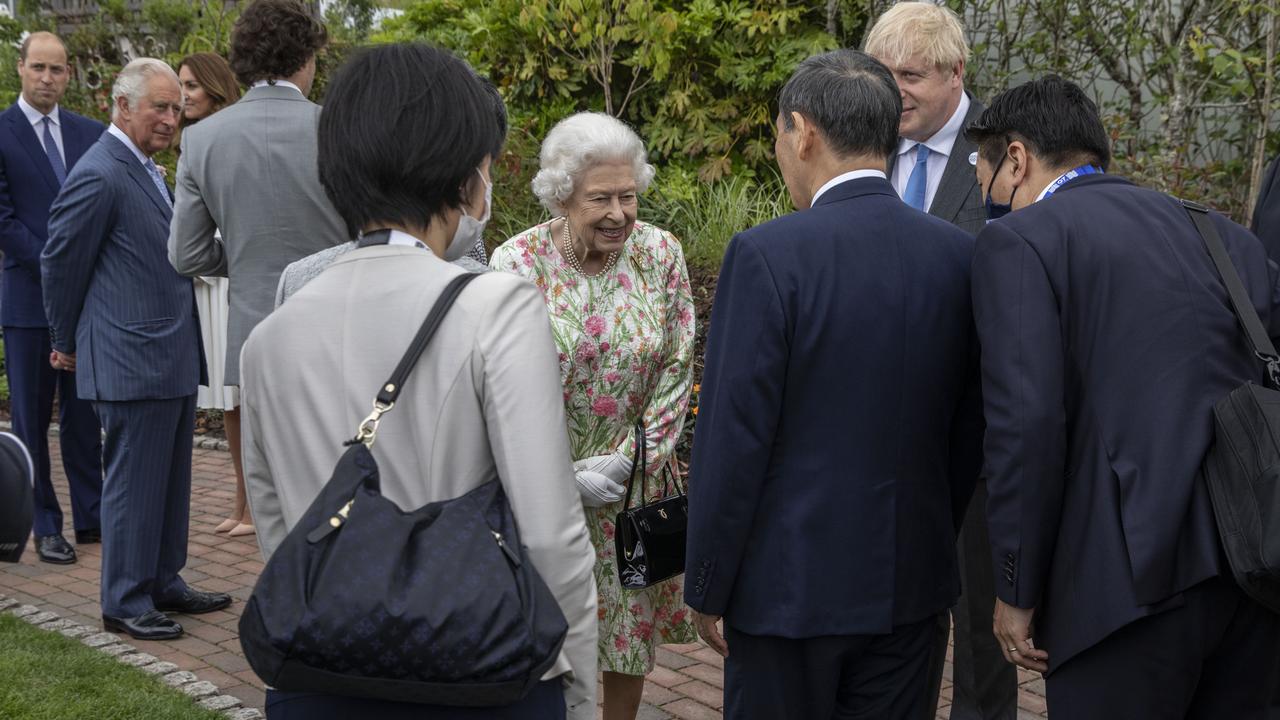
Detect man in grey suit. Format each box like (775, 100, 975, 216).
(168, 0, 345, 391)
(42, 59, 230, 641)
(866, 4, 1013, 719)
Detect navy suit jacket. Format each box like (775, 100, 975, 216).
(42, 131, 205, 401)
(684, 177, 983, 638)
(972, 173, 1280, 670)
(0, 103, 103, 327)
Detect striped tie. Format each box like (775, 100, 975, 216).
(42, 117, 66, 186)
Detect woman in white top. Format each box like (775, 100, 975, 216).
(175, 53, 252, 536)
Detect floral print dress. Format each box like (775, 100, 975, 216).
(491, 219, 697, 674)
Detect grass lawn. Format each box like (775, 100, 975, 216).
(0, 614, 227, 720)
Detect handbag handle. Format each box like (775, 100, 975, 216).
(352, 272, 481, 447)
(1183, 200, 1280, 387)
(620, 422, 687, 511)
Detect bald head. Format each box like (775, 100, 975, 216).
(18, 32, 70, 114)
(19, 32, 67, 62)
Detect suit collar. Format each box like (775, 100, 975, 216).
(925, 96, 985, 225)
(4, 103, 61, 192)
(810, 176, 899, 209)
(100, 132, 172, 219)
(1047, 172, 1133, 195)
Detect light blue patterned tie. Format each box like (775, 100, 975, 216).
(42, 117, 66, 186)
(904, 144, 930, 211)
(144, 158, 171, 207)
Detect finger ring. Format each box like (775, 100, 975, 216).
(1007, 646, 1019, 653)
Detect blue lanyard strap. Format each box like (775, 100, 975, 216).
(1042, 164, 1103, 199)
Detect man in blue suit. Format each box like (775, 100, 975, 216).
(0, 31, 104, 565)
(43, 58, 229, 641)
(969, 76, 1280, 717)
(684, 48, 982, 719)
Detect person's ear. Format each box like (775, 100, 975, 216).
(792, 112, 815, 160)
(1007, 141, 1029, 185)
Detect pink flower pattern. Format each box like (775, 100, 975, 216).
(491, 219, 697, 674)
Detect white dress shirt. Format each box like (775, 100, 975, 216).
(810, 169, 888, 207)
(17, 94, 64, 161)
(106, 124, 150, 167)
(251, 79, 304, 95)
(891, 93, 971, 212)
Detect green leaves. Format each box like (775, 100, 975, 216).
(386, 0, 856, 183)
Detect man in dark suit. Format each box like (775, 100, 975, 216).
(969, 75, 1280, 718)
(684, 48, 982, 719)
(0, 31, 104, 565)
(1251, 155, 1280, 264)
(42, 58, 229, 641)
(865, 6, 1008, 718)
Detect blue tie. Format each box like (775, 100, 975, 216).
(41, 117, 66, 186)
(904, 144, 930, 211)
(144, 158, 172, 207)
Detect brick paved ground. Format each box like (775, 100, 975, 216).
(0, 439, 1049, 719)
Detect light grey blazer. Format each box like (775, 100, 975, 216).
(168, 84, 348, 385)
(239, 245, 597, 718)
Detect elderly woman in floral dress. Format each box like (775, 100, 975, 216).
(490, 112, 696, 720)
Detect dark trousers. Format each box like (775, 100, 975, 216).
(4, 327, 102, 538)
(1047, 576, 1280, 719)
(947, 480, 1017, 720)
(265, 680, 566, 719)
(724, 613, 940, 720)
(94, 395, 195, 618)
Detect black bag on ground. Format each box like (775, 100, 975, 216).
(238, 273, 569, 705)
(614, 422, 688, 589)
(1186, 200, 1280, 613)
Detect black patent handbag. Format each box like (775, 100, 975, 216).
(238, 273, 570, 704)
(614, 423, 688, 589)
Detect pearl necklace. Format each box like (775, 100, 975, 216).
(561, 218, 619, 276)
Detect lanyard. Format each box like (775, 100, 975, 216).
(1041, 164, 1103, 200)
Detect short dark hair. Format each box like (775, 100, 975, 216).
(778, 49, 901, 160)
(966, 75, 1111, 171)
(482, 78, 508, 159)
(317, 44, 503, 238)
(229, 0, 328, 87)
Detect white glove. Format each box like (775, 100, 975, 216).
(573, 451, 634, 486)
(575, 469, 625, 507)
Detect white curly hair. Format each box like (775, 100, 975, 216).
(531, 112, 656, 215)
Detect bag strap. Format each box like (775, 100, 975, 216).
(351, 272, 481, 446)
(620, 422, 687, 511)
(622, 422, 647, 511)
(1182, 200, 1280, 387)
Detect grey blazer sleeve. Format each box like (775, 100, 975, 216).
(239, 334, 288, 560)
(168, 136, 227, 277)
(477, 279, 598, 720)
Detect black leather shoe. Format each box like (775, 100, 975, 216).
(36, 534, 76, 564)
(74, 528, 101, 544)
(102, 610, 183, 640)
(155, 589, 232, 615)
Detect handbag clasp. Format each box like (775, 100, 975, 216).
(353, 400, 395, 448)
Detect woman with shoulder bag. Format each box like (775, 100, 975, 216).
(237, 44, 598, 720)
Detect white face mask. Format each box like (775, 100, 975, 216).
(447, 168, 492, 261)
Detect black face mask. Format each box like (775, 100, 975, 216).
(983, 152, 1018, 222)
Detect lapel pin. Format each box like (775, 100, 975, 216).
(968, 152, 978, 166)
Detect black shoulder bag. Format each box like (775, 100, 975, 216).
(239, 273, 570, 704)
(614, 423, 689, 589)
(1185, 199, 1280, 613)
